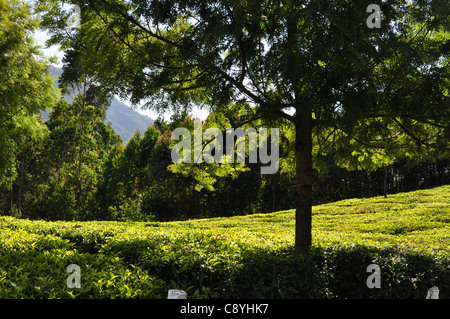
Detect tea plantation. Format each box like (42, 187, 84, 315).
(1, 186, 449, 299)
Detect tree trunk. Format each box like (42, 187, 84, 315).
(285, 4, 313, 255)
(294, 112, 313, 255)
(10, 157, 14, 212)
(17, 153, 24, 214)
(272, 173, 276, 213)
(76, 96, 86, 215)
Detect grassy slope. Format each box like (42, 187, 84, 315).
(312, 185, 450, 252)
(0, 185, 449, 298)
(164, 184, 450, 253)
(1, 185, 449, 257)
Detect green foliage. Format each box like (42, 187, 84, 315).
(0, 0, 57, 193)
(43, 95, 118, 219)
(1, 186, 449, 298)
(167, 110, 256, 192)
(36, 0, 450, 155)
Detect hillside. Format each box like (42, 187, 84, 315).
(42, 68, 154, 143)
(105, 98, 153, 143)
(0, 185, 449, 298)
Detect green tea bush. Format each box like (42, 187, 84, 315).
(0, 219, 167, 298)
(1, 186, 449, 298)
(309, 245, 450, 299)
(0, 249, 167, 298)
(220, 249, 329, 298)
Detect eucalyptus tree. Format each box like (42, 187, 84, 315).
(37, 0, 449, 254)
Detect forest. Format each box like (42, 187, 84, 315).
(2, 99, 450, 223)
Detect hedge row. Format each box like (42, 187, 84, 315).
(1, 219, 448, 298)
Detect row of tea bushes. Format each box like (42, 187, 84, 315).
(1, 186, 449, 298)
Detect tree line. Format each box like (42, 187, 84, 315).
(2, 93, 449, 221)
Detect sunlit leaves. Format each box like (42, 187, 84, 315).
(0, 0, 57, 189)
(1, 185, 449, 298)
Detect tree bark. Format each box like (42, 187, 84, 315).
(284, 3, 313, 255)
(17, 153, 24, 214)
(272, 173, 276, 213)
(294, 111, 313, 255)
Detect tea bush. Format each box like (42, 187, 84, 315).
(0, 186, 449, 298)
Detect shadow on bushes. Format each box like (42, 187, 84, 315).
(311, 245, 449, 299)
(3, 232, 448, 298)
(220, 249, 330, 298)
(138, 244, 450, 299)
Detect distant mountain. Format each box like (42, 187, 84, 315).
(106, 98, 154, 143)
(43, 68, 154, 143)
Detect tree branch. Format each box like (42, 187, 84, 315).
(98, 0, 180, 48)
(393, 117, 446, 150)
